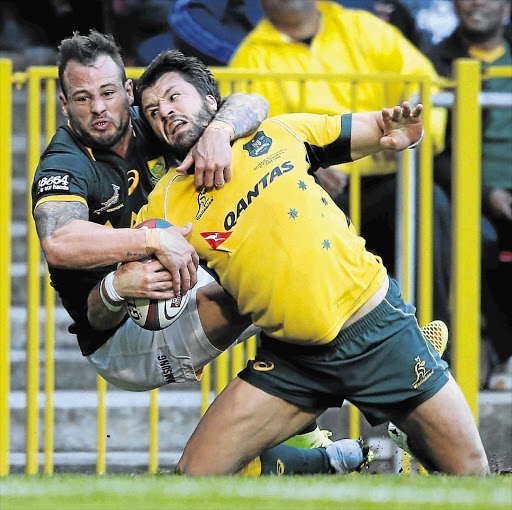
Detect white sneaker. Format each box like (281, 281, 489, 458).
(325, 438, 374, 474)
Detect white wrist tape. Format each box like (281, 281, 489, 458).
(407, 129, 425, 150)
(99, 271, 124, 312)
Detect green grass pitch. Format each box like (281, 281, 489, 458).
(1, 474, 511, 510)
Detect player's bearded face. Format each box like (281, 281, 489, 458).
(141, 72, 217, 160)
(161, 98, 215, 160)
(60, 57, 134, 151)
(66, 95, 132, 150)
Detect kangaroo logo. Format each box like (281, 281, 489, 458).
(412, 355, 434, 389)
(196, 188, 213, 220)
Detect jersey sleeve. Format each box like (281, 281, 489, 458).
(270, 113, 352, 169)
(32, 150, 93, 212)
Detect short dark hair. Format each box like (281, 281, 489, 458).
(136, 50, 222, 107)
(57, 29, 127, 97)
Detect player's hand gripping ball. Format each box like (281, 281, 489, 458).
(123, 219, 190, 331)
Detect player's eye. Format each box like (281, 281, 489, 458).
(169, 93, 180, 101)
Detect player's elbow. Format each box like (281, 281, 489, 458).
(41, 235, 76, 268)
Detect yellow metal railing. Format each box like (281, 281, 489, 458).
(0, 59, 13, 477)
(0, 61, 504, 476)
(451, 60, 482, 421)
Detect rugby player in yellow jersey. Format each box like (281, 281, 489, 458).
(135, 50, 489, 476)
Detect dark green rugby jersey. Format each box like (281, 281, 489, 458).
(31, 107, 172, 356)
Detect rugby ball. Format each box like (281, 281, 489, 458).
(123, 218, 190, 331)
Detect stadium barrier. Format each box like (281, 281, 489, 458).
(0, 60, 510, 476)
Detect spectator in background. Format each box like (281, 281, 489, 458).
(229, 0, 452, 331)
(428, 0, 512, 390)
(167, 0, 422, 67)
(341, 0, 422, 48)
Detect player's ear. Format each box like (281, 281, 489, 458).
(59, 92, 69, 117)
(206, 95, 218, 113)
(125, 79, 135, 105)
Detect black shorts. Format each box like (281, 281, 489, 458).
(238, 277, 449, 426)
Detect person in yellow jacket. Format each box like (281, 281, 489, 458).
(229, 0, 446, 174)
(229, 0, 453, 328)
(131, 49, 488, 476)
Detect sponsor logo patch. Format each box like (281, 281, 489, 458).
(36, 174, 71, 194)
(163, 295, 184, 319)
(223, 161, 294, 229)
(412, 355, 434, 389)
(127, 169, 139, 196)
(147, 156, 167, 184)
(157, 354, 175, 384)
(243, 131, 272, 157)
(200, 231, 232, 249)
(253, 360, 274, 372)
(196, 188, 214, 220)
(94, 183, 121, 214)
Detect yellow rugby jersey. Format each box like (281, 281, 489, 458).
(137, 113, 387, 345)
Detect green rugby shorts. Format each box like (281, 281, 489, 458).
(238, 277, 449, 426)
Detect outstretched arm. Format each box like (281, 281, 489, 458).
(350, 102, 424, 161)
(177, 92, 269, 188)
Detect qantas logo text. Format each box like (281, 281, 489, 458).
(223, 161, 294, 229)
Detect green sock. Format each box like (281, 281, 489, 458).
(259, 444, 331, 475)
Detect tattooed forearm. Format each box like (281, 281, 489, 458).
(216, 93, 269, 139)
(34, 201, 89, 242)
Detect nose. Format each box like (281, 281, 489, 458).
(158, 99, 174, 118)
(91, 96, 106, 115)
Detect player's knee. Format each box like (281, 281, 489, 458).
(459, 444, 489, 476)
(432, 439, 489, 475)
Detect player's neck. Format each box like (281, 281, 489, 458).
(110, 124, 134, 159)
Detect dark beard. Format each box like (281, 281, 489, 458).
(68, 116, 131, 151)
(169, 100, 215, 161)
(459, 25, 501, 45)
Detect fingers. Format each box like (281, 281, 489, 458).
(411, 103, 423, 117)
(154, 224, 199, 296)
(187, 127, 233, 189)
(176, 153, 194, 174)
(195, 164, 232, 190)
(177, 222, 193, 237)
(399, 101, 423, 118)
(383, 102, 423, 121)
(168, 261, 197, 296)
